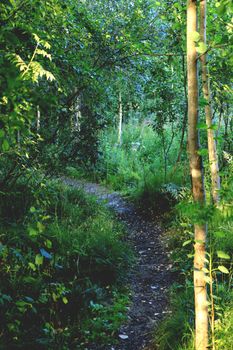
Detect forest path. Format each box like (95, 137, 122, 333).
(62, 177, 174, 350)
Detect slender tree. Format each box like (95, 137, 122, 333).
(187, 1, 208, 349)
(74, 95, 81, 132)
(36, 105, 41, 132)
(200, 0, 220, 204)
(118, 90, 123, 145)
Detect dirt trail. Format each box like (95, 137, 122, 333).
(62, 177, 174, 350)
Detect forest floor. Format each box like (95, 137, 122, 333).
(62, 177, 175, 350)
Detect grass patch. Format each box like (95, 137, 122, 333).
(0, 177, 133, 349)
(153, 163, 233, 349)
(153, 284, 194, 350)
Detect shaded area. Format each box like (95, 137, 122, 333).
(62, 177, 175, 350)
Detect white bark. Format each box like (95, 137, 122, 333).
(187, 1, 208, 349)
(36, 105, 40, 132)
(118, 90, 123, 145)
(200, 0, 220, 204)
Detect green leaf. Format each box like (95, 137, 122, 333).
(52, 292, 58, 302)
(196, 42, 207, 54)
(36, 49, 52, 61)
(0, 130, 5, 138)
(202, 267, 209, 273)
(204, 276, 212, 284)
(191, 31, 200, 42)
(182, 239, 192, 247)
(16, 300, 28, 308)
(45, 239, 52, 249)
(218, 265, 229, 274)
(37, 222, 45, 233)
(199, 97, 208, 107)
(197, 148, 208, 156)
(33, 33, 40, 43)
(62, 297, 68, 304)
(217, 251, 230, 260)
(214, 231, 225, 238)
(28, 262, 36, 271)
(197, 122, 207, 129)
(2, 139, 9, 151)
(44, 70, 55, 81)
(28, 227, 38, 237)
(35, 254, 43, 266)
(209, 124, 218, 130)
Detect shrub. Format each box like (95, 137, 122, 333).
(0, 177, 132, 348)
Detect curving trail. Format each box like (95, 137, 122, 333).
(62, 177, 174, 350)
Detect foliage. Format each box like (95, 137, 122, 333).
(153, 283, 194, 350)
(81, 292, 129, 345)
(154, 157, 233, 349)
(95, 122, 188, 195)
(0, 0, 232, 348)
(0, 178, 132, 348)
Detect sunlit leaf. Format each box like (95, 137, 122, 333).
(62, 297, 68, 304)
(218, 265, 229, 274)
(182, 239, 192, 247)
(2, 139, 9, 151)
(28, 262, 36, 271)
(202, 267, 209, 273)
(35, 254, 43, 266)
(196, 42, 207, 54)
(217, 251, 230, 260)
(191, 31, 200, 42)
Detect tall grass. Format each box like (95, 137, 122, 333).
(0, 178, 133, 348)
(153, 155, 233, 349)
(96, 122, 189, 200)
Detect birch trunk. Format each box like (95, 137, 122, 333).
(36, 105, 40, 132)
(187, 1, 208, 349)
(17, 130, 21, 149)
(118, 90, 123, 146)
(74, 95, 81, 132)
(200, 0, 220, 204)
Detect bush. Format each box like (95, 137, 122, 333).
(0, 177, 132, 349)
(215, 299, 233, 350)
(93, 123, 189, 211)
(153, 156, 233, 349)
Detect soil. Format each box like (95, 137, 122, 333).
(62, 177, 175, 350)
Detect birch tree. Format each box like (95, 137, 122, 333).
(200, 0, 220, 204)
(187, 1, 208, 349)
(118, 90, 123, 146)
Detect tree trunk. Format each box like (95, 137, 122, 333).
(200, 0, 220, 204)
(118, 90, 123, 145)
(36, 105, 40, 132)
(74, 95, 81, 132)
(187, 1, 208, 349)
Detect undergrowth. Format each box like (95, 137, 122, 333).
(95, 123, 188, 194)
(153, 156, 233, 350)
(0, 176, 133, 349)
(61, 125, 233, 350)
(64, 122, 189, 216)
